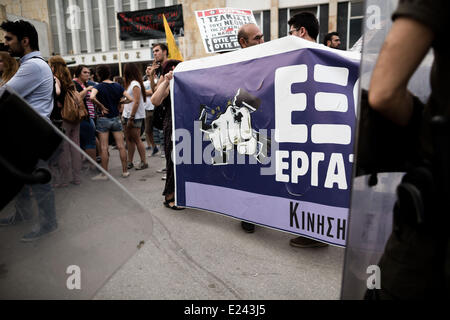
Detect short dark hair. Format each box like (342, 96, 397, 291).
(324, 32, 339, 45)
(152, 43, 169, 57)
(0, 20, 39, 51)
(288, 12, 319, 41)
(96, 65, 110, 82)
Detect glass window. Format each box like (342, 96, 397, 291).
(349, 1, 364, 49)
(349, 18, 362, 48)
(253, 11, 262, 30)
(350, 1, 364, 17)
(155, 0, 165, 8)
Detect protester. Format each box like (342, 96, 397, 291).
(151, 59, 183, 210)
(367, 0, 449, 299)
(0, 51, 18, 86)
(238, 23, 264, 48)
(0, 20, 57, 241)
(49, 55, 83, 187)
(323, 32, 341, 49)
(73, 65, 97, 170)
(150, 43, 169, 172)
(237, 23, 264, 233)
(90, 64, 133, 179)
(122, 63, 148, 171)
(288, 12, 328, 248)
(149, 43, 169, 95)
(143, 65, 158, 155)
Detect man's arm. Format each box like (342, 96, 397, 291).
(368, 17, 434, 126)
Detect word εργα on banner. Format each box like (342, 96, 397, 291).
(195, 7, 257, 54)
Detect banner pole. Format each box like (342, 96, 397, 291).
(115, 12, 122, 77)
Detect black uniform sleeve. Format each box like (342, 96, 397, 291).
(392, 0, 448, 39)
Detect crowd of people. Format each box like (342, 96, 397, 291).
(0, 15, 343, 241)
(0, 20, 173, 240)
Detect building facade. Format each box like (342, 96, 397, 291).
(0, 0, 363, 73)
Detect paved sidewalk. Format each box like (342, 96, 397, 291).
(94, 146, 345, 300)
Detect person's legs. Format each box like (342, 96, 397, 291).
(98, 132, 110, 171)
(112, 131, 128, 174)
(59, 121, 72, 186)
(131, 126, 147, 165)
(68, 122, 81, 183)
(21, 160, 57, 242)
(80, 119, 97, 169)
(145, 110, 155, 149)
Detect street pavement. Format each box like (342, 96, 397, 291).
(93, 143, 345, 300)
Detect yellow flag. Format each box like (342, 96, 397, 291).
(163, 14, 183, 61)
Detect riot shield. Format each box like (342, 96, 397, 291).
(341, 0, 433, 299)
(0, 88, 152, 299)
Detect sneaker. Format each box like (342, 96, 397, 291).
(122, 172, 130, 178)
(91, 173, 108, 181)
(0, 213, 32, 226)
(135, 162, 149, 170)
(289, 236, 328, 248)
(157, 167, 167, 173)
(161, 174, 166, 180)
(127, 162, 134, 170)
(151, 146, 159, 156)
(161, 152, 165, 158)
(241, 221, 255, 233)
(21, 225, 58, 242)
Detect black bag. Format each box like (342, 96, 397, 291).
(153, 104, 165, 130)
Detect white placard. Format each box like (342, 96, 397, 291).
(195, 8, 257, 54)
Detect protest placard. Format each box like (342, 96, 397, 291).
(195, 8, 257, 53)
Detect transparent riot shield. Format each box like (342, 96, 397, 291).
(341, 0, 433, 299)
(0, 88, 152, 299)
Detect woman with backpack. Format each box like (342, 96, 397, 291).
(48, 55, 83, 187)
(90, 64, 134, 180)
(122, 63, 148, 171)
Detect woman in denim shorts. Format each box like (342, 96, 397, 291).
(122, 63, 149, 171)
(89, 65, 134, 180)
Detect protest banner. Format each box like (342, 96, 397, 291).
(117, 4, 184, 41)
(172, 36, 361, 247)
(195, 8, 257, 53)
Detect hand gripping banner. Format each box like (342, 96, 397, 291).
(172, 37, 361, 247)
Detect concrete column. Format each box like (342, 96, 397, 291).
(98, 0, 110, 52)
(55, 0, 67, 55)
(83, 0, 95, 53)
(328, 0, 338, 32)
(147, 0, 156, 48)
(68, 0, 80, 54)
(131, 0, 140, 49)
(270, 0, 279, 40)
(114, 0, 124, 51)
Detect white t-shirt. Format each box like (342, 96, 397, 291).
(143, 80, 154, 111)
(123, 80, 146, 119)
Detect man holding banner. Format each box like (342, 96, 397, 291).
(287, 12, 328, 249)
(236, 23, 264, 234)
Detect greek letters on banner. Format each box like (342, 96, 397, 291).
(195, 8, 257, 53)
(172, 37, 361, 247)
